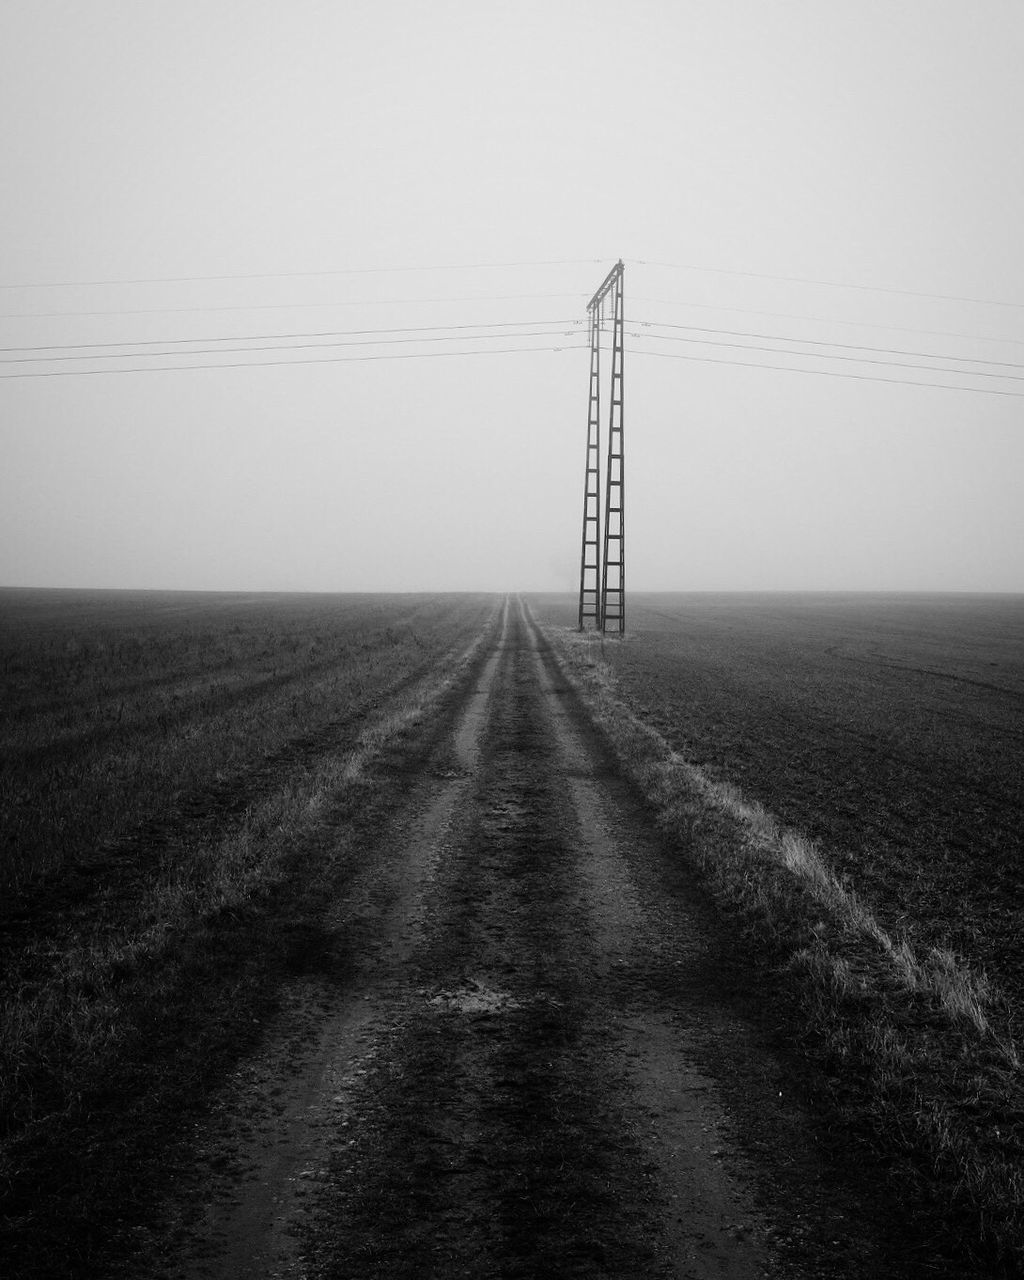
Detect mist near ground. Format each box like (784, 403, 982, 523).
(2, 1, 1022, 594)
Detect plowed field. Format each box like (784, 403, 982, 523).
(529, 591, 1024, 999)
(2, 589, 1017, 1277)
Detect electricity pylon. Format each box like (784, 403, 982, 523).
(577, 260, 625, 633)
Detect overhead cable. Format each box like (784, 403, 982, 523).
(627, 319, 1024, 373)
(0, 259, 602, 291)
(0, 342, 590, 380)
(0, 319, 582, 355)
(626, 330, 1024, 383)
(0, 328, 579, 366)
(630, 296, 1024, 349)
(631, 259, 1024, 311)
(0, 292, 589, 321)
(629, 344, 1024, 398)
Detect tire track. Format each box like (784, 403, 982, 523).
(158, 600, 511, 1279)
(139, 594, 944, 1279)
(519, 598, 766, 1278)
(307, 597, 674, 1277)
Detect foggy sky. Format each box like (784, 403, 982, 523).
(2, 1, 1022, 594)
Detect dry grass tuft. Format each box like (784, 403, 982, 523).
(548, 626, 1013, 1059)
(537, 615, 1024, 1270)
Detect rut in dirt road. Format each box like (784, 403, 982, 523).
(306, 599, 769, 1280)
(164, 596, 946, 1280)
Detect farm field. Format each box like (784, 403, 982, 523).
(529, 591, 1024, 1000)
(2, 587, 1021, 1277)
(1, 588, 495, 895)
(0, 588, 497, 1275)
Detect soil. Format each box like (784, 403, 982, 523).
(124, 598, 982, 1279)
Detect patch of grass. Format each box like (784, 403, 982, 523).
(532, 593, 1024, 1018)
(537, 616, 1024, 1273)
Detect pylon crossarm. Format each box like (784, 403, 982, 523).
(586, 259, 624, 313)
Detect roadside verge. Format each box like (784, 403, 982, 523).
(530, 610, 1024, 1275)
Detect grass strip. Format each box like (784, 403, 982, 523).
(537, 619, 1024, 1274)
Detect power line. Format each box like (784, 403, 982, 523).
(626, 329, 1024, 384)
(0, 342, 589, 380)
(0, 328, 578, 367)
(631, 259, 1024, 311)
(0, 292, 589, 321)
(0, 258, 602, 292)
(630, 295, 1024, 349)
(629, 344, 1024, 398)
(628, 318, 1024, 372)
(10, 293, 1020, 354)
(0, 318, 581, 355)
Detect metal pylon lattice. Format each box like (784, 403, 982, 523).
(577, 305, 602, 629)
(577, 259, 625, 633)
(601, 267, 625, 633)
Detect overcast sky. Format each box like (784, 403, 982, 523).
(2, 1, 1022, 593)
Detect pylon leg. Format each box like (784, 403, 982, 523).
(577, 307, 602, 629)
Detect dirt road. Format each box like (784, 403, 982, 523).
(142, 598, 950, 1279)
